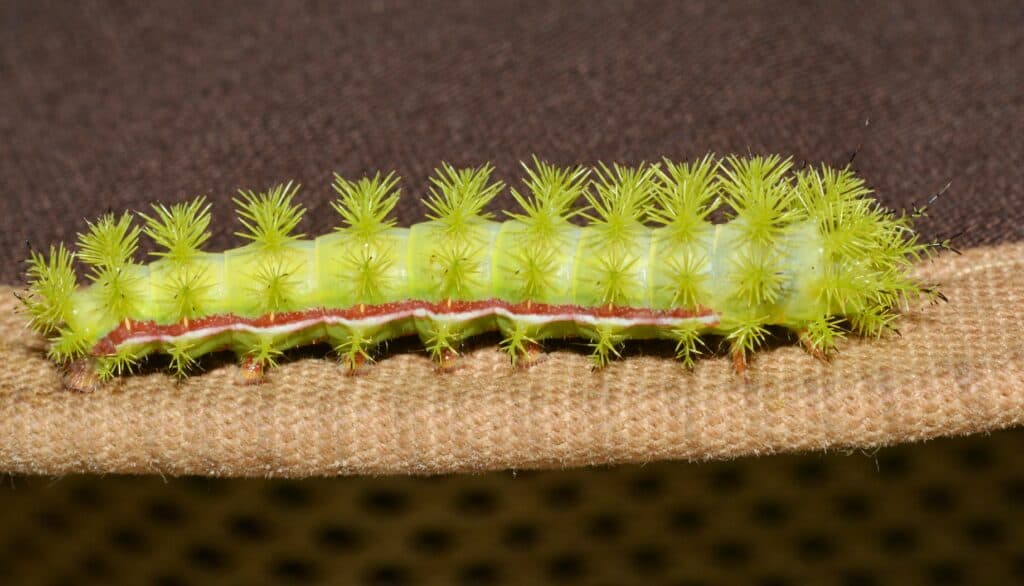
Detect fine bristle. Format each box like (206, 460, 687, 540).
(140, 196, 213, 265)
(507, 157, 589, 247)
(234, 182, 305, 253)
(332, 171, 401, 241)
(424, 163, 503, 241)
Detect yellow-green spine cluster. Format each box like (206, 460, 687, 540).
(22, 155, 936, 378)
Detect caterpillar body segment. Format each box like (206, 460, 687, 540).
(23, 155, 935, 382)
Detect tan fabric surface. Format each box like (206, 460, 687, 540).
(1, 243, 1022, 477)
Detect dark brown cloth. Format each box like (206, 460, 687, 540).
(1, 0, 1021, 285)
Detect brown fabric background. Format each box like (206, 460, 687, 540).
(1, 0, 1022, 280)
(1, 1, 1022, 476)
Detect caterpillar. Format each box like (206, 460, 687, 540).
(21, 155, 938, 388)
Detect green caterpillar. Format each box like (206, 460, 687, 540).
(22, 155, 937, 385)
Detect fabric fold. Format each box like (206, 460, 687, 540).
(1, 243, 1022, 477)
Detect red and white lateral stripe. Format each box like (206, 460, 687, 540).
(93, 299, 719, 355)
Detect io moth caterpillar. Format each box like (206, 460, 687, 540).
(22, 155, 939, 387)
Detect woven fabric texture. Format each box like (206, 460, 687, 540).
(1, 242, 1021, 476)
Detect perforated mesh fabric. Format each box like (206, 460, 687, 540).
(2, 429, 1022, 585)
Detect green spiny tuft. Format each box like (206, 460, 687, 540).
(794, 165, 877, 259)
(720, 155, 800, 246)
(670, 322, 705, 369)
(661, 250, 708, 309)
(849, 304, 899, 338)
(432, 242, 484, 300)
(338, 244, 395, 306)
(47, 327, 90, 363)
(499, 323, 538, 368)
(332, 171, 401, 241)
(650, 154, 720, 244)
(583, 163, 657, 249)
(77, 212, 141, 271)
(593, 250, 641, 307)
(801, 315, 847, 356)
(724, 316, 770, 357)
(817, 261, 863, 313)
(247, 337, 284, 369)
(795, 164, 932, 317)
(140, 196, 213, 266)
(234, 182, 305, 253)
(424, 321, 460, 364)
(77, 212, 143, 322)
(24, 243, 77, 333)
(250, 259, 300, 316)
(157, 265, 213, 323)
(96, 346, 141, 381)
(729, 247, 785, 306)
(506, 157, 588, 247)
(334, 328, 374, 371)
(588, 326, 624, 368)
(424, 163, 503, 241)
(508, 243, 559, 302)
(168, 340, 200, 378)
